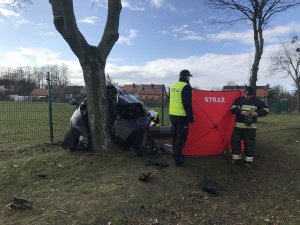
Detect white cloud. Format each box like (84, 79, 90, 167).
(90, 0, 174, 11)
(14, 18, 32, 27)
(171, 25, 205, 41)
(206, 22, 300, 45)
(105, 44, 294, 91)
(161, 30, 170, 35)
(207, 30, 253, 44)
(122, 0, 145, 11)
(194, 20, 203, 24)
(0, 44, 295, 91)
(36, 22, 51, 28)
(0, 47, 61, 67)
(106, 54, 251, 89)
(182, 35, 205, 41)
(0, 0, 13, 4)
(38, 31, 57, 36)
(0, 7, 20, 17)
(149, 0, 164, 8)
(109, 57, 124, 62)
(118, 29, 137, 46)
(0, 0, 22, 6)
(79, 16, 97, 24)
(149, 0, 175, 11)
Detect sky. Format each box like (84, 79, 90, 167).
(0, 0, 300, 91)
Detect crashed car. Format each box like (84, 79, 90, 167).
(61, 80, 151, 155)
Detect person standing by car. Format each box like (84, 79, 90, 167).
(148, 109, 160, 127)
(230, 86, 269, 167)
(169, 69, 194, 167)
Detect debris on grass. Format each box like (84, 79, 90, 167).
(7, 197, 33, 209)
(144, 160, 169, 170)
(201, 178, 222, 195)
(139, 172, 151, 182)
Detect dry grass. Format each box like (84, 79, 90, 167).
(0, 114, 299, 225)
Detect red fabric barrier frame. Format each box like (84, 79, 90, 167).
(183, 90, 244, 156)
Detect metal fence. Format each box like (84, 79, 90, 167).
(0, 67, 170, 150)
(0, 68, 75, 150)
(1, 66, 293, 150)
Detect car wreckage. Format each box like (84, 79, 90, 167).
(61, 80, 152, 155)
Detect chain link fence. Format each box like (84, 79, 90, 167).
(2, 66, 294, 150)
(0, 67, 76, 150)
(0, 67, 170, 150)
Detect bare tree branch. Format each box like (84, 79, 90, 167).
(204, 0, 300, 94)
(270, 36, 300, 112)
(98, 0, 122, 60)
(49, 0, 88, 60)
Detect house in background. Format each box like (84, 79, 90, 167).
(52, 85, 85, 101)
(222, 85, 271, 104)
(31, 89, 48, 97)
(0, 85, 8, 93)
(222, 85, 270, 98)
(30, 89, 48, 101)
(121, 84, 168, 101)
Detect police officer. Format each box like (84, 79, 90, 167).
(169, 70, 194, 167)
(231, 86, 269, 166)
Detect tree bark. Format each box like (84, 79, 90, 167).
(297, 82, 300, 113)
(250, 2, 264, 96)
(49, 0, 122, 151)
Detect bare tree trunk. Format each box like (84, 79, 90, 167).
(250, 11, 264, 96)
(49, 0, 121, 152)
(80, 46, 111, 151)
(297, 83, 300, 113)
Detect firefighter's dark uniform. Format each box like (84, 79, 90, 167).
(231, 89, 269, 164)
(169, 70, 194, 166)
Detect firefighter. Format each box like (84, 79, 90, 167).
(230, 86, 269, 166)
(169, 69, 194, 167)
(149, 109, 160, 127)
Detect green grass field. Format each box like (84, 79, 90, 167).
(0, 101, 74, 149)
(0, 101, 169, 150)
(0, 114, 299, 225)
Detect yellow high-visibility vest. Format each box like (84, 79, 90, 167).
(169, 81, 187, 116)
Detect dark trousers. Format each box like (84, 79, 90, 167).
(172, 121, 189, 165)
(231, 127, 256, 157)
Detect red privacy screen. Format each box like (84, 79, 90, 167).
(183, 90, 243, 156)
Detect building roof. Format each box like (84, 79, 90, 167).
(52, 85, 85, 94)
(31, 89, 48, 96)
(122, 84, 166, 96)
(0, 85, 8, 92)
(222, 85, 270, 97)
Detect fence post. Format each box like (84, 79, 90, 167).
(47, 72, 54, 143)
(161, 85, 164, 126)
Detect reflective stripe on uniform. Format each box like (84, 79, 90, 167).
(231, 105, 238, 110)
(241, 105, 257, 112)
(245, 156, 254, 162)
(235, 122, 257, 129)
(263, 107, 270, 113)
(232, 154, 242, 160)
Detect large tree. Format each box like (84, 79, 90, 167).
(270, 35, 300, 112)
(206, 0, 300, 94)
(11, 0, 122, 151)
